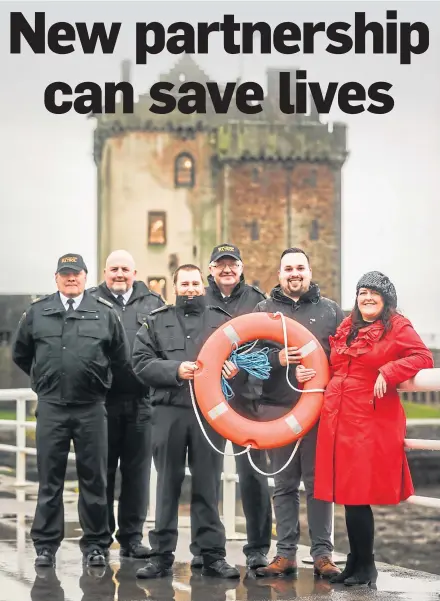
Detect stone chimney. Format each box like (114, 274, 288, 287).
(121, 59, 132, 84)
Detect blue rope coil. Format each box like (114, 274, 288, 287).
(221, 341, 272, 401)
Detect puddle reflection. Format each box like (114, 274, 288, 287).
(0, 493, 440, 601)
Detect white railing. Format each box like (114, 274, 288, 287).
(1, 369, 440, 540)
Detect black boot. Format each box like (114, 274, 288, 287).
(329, 553, 357, 583)
(136, 557, 173, 579)
(344, 554, 378, 587)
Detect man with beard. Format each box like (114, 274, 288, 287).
(132, 264, 240, 580)
(253, 248, 345, 579)
(89, 250, 164, 558)
(188, 244, 272, 571)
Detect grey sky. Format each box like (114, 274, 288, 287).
(1, 1, 439, 341)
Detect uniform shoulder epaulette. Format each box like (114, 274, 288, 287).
(208, 305, 232, 317)
(97, 296, 113, 308)
(150, 304, 170, 315)
(249, 284, 266, 297)
(31, 295, 49, 304)
(88, 286, 98, 293)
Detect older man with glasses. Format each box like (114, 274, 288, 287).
(188, 244, 273, 571)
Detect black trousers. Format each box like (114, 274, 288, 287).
(191, 399, 272, 558)
(106, 398, 152, 547)
(230, 441, 272, 557)
(191, 440, 272, 558)
(230, 398, 272, 557)
(31, 401, 109, 554)
(149, 405, 226, 566)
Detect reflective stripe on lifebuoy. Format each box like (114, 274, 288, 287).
(193, 312, 330, 450)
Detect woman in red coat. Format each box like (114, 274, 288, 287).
(300, 271, 433, 587)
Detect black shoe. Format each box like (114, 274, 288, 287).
(191, 555, 203, 569)
(330, 553, 356, 583)
(85, 549, 106, 567)
(202, 559, 240, 579)
(136, 558, 173, 579)
(246, 551, 269, 569)
(35, 549, 55, 567)
(344, 554, 378, 587)
(120, 542, 152, 559)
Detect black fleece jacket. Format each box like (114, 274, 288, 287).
(254, 283, 345, 407)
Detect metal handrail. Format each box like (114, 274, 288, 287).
(1, 368, 440, 538)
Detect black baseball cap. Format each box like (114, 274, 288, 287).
(56, 253, 88, 274)
(210, 244, 242, 263)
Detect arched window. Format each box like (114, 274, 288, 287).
(175, 153, 195, 188)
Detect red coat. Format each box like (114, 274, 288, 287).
(314, 313, 434, 505)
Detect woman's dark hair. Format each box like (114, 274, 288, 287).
(346, 291, 398, 346)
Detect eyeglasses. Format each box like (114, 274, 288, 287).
(211, 261, 241, 270)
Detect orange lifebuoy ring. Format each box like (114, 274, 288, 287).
(193, 312, 330, 450)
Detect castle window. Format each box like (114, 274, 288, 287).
(147, 211, 166, 245)
(0, 331, 11, 346)
(244, 219, 260, 241)
(309, 219, 319, 241)
(147, 277, 166, 300)
(175, 153, 195, 188)
(304, 169, 317, 187)
(168, 253, 179, 273)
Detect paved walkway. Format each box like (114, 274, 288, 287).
(0, 493, 440, 601)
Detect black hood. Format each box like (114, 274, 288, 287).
(207, 274, 246, 299)
(96, 280, 153, 304)
(270, 282, 321, 306)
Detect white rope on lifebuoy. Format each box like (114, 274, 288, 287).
(190, 311, 326, 474)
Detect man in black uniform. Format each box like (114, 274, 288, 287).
(189, 244, 272, 570)
(253, 247, 344, 579)
(132, 264, 240, 580)
(89, 250, 164, 558)
(12, 253, 131, 568)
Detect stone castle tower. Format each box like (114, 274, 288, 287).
(93, 55, 347, 303)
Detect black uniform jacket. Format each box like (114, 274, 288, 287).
(12, 291, 131, 405)
(254, 283, 345, 407)
(132, 302, 231, 409)
(89, 281, 164, 402)
(205, 275, 266, 316)
(205, 275, 266, 409)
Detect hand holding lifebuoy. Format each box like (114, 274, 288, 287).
(222, 360, 239, 380)
(296, 364, 317, 383)
(193, 312, 330, 450)
(178, 361, 199, 380)
(279, 347, 302, 366)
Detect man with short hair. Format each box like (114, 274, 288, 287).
(190, 244, 272, 570)
(89, 250, 164, 558)
(132, 264, 240, 580)
(253, 248, 345, 579)
(12, 253, 131, 568)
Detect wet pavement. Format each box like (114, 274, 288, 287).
(0, 509, 440, 601)
(0, 470, 439, 601)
